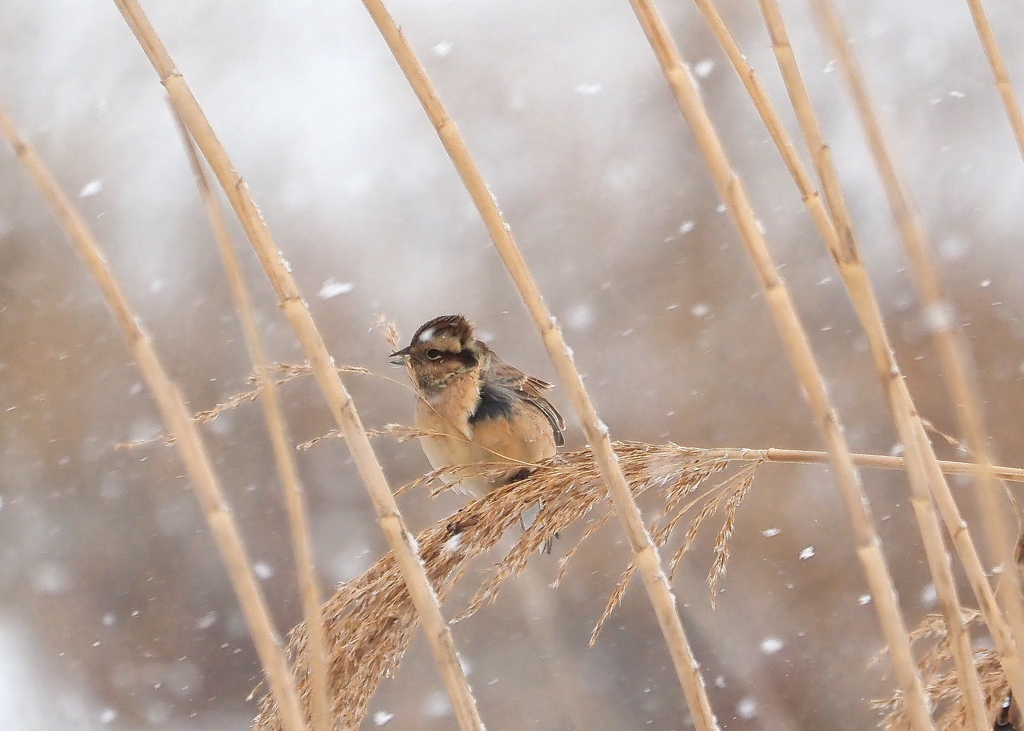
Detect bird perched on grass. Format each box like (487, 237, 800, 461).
(390, 314, 564, 497)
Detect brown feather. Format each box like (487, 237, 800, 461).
(490, 361, 566, 445)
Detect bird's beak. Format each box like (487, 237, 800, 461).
(389, 346, 412, 366)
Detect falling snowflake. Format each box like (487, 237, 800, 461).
(737, 696, 759, 719)
(373, 711, 394, 726)
(100, 708, 118, 724)
(318, 279, 354, 299)
(693, 59, 716, 78)
(79, 179, 103, 198)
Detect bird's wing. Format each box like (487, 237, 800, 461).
(492, 362, 566, 447)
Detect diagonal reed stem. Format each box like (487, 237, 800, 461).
(622, 1, 936, 729)
(684, 0, 1024, 712)
(962, 0, 1024, 165)
(751, 1, 988, 726)
(0, 104, 309, 731)
(810, 0, 1024, 692)
(353, 1, 720, 729)
(109, 2, 486, 729)
(168, 107, 330, 731)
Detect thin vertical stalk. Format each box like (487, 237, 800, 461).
(110, 2, 486, 729)
(692, 0, 1024, 709)
(811, 0, 1024, 687)
(169, 108, 330, 731)
(0, 104, 309, 731)
(962, 0, 1024, 164)
(353, 2, 720, 729)
(750, 1, 989, 726)
(622, 1, 936, 729)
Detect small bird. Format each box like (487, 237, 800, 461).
(390, 314, 564, 497)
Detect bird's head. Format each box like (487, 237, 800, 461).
(390, 314, 486, 391)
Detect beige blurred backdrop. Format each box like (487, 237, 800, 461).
(2, 0, 1024, 729)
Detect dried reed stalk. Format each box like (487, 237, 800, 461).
(623, 1, 935, 728)
(169, 109, 329, 731)
(750, 1, 989, 725)
(0, 104, 309, 731)
(353, 1, 720, 729)
(962, 0, 1024, 164)
(699, 0, 1024, 706)
(253, 442, 745, 730)
(109, 2, 485, 729)
(810, 0, 1024, 693)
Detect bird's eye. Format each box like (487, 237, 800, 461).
(426, 349, 443, 360)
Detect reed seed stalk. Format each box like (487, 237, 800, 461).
(687, 0, 1024, 707)
(962, 0, 1024, 164)
(0, 104, 310, 731)
(110, 2, 485, 728)
(169, 108, 330, 731)
(623, 1, 936, 728)
(810, 0, 1024, 693)
(752, 0, 989, 725)
(353, 0, 720, 728)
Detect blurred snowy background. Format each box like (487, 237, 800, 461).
(2, 0, 1024, 728)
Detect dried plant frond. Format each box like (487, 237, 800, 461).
(463, 448, 737, 631)
(591, 460, 759, 639)
(117, 363, 373, 451)
(371, 423, 425, 443)
(877, 650, 1005, 731)
(656, 458, 736, 546)
(667, 465, 754, 580)
(269, 362, 373, 380)
(395, 461, 519, 498)
(193, 381, 274, 423)
(554, 507, 613, 587)
(912, 610, 981, 649)
(296, 430, 340, 452)
(707, 467, 757, 605)
(298, 424, 441, 452)
(370, 315, 402, 349)
(251, 437, 1024, 730)
(589, 563, 640, 646)
(680, 488, 731, 558)
(252, 441, 746, 730)
(875, 610, 1007, 730)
